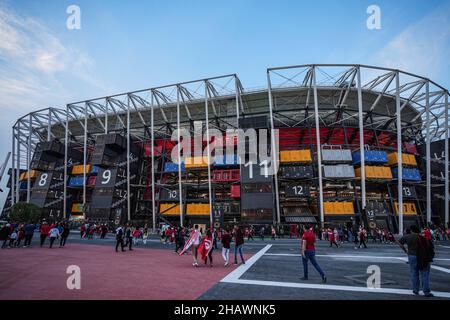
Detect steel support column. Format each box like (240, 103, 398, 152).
(11, 128, 15, 205)
(47, 109, 52, 142)
(396, 72, 403, 235)
(205, 82, 213, 227)
(312, 66, 325, 228)
(83, 104, 87, 219)
(176, 87, 183, 227)
(235, 76, 240, 123)
(425, 81, 431, 225)
(27, 115, 32, 203)
(127, 95, 131, 222)
(445, 92, 449, 226)
(150, 93, 156, 232)
(267, 73, 281, 225)
(105, 100, 108, 134)
(15, 124, 20, 203)
(63, 106, 69, 219)
(357, 67, 367, 220)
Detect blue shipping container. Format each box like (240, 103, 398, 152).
(91, 166, 100, 174)
(214, 154, 239, 166)
(352, 151, 388, 164)
(164, 162, 185, 173)
(391, 167, 421, 181)
(69, 176, 85, 187)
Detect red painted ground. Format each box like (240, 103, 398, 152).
(0, 244, 250, 300)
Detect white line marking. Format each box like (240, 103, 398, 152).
(264, 253, 450, 262)
(431, 265, 450, 274)
(438, 245, 450, 249)
(220, 244, 272, 282)
(222, 278, 450, 299)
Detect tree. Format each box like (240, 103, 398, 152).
(10, 203, 42, 224)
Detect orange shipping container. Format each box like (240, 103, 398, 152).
(72, 165, 92, 175)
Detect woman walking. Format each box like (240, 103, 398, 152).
(48, 224, 60, 248)
(199, 229, 214, 267)
(221, 228, 232, 266)
(143, 227, 149, 245)
(328, 228, 339, 248)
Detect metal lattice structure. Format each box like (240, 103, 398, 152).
(7, 64, 450, 233)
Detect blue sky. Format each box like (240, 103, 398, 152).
(0, 0, 449, 204)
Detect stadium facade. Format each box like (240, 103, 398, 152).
(2, 64, 449, 234)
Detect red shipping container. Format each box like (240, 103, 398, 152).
(213, 169, 240, 182)
(87, 176, 96, 186)
(230, 185, 240, 198)
(403, 141, 418, 154)
(144, 144, 163, 157)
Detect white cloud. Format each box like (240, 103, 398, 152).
(372, 3, 450, 83)
(0, 5, 113, 206)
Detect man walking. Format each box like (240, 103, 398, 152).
(0, 224, 10, 249)
(301, 225, 326, 283)
(100, 224, 108, 239)
(233, 225, 245, 265)
(59, 223, 70, 247)
(115, 225, 126, 252)
(174, 227, 185, 254)
(39, 221, 51, 247)
(23, 223, 35, 247)
(399, 225, 434, 297)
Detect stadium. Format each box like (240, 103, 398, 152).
(2, 64, 449, 235)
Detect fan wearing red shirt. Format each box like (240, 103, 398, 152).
(301, 225, 326, 282)
(424, 228, 432, 241)
(39, 221, 51, 247)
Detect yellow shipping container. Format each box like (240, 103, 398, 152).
(355, 166, 392, 179)
(71, 203, 84, 213)
(343, 202, 355, 214)
(160, 203, 181, 216)
(324, 202, 354, 215)
(388, 153, 417, 166)
(279, 150, 312, 163)
(72, 165, 92, 175)
(393, 202, 417, 215)
(186, 203, 210, 215)
(185, 157, 209, 168)
(19, 170, 38, 181)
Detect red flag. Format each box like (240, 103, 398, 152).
(197, 235, 213, 262)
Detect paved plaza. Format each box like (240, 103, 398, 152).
(0, 234, 449, 300)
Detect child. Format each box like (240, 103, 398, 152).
(16, 227, 25, 247)
(9, 229, 18, 248)
(132, 228, 141, 246)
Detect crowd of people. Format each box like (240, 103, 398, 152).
(0, 217, 445, 297)
(0, 220, 71, 249)
(79, 223, 109, 239)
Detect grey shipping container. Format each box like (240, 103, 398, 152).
(323, 165, 355, 178)
(322, 149, 352, 162)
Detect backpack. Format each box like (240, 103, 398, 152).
(417, 234, 434, 270)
